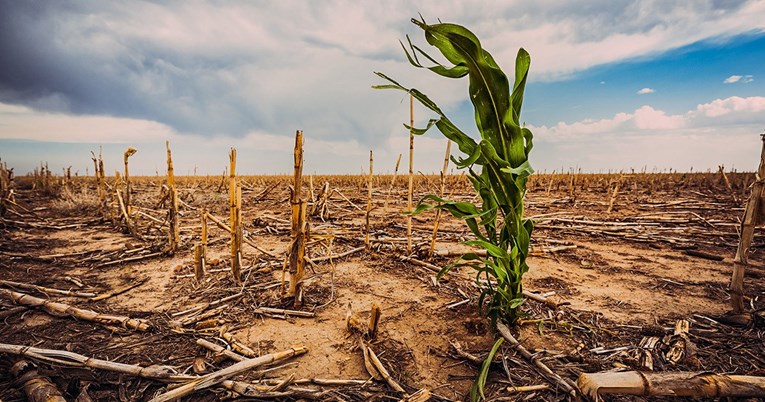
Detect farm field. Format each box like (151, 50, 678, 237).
(1, 169, 763, 401)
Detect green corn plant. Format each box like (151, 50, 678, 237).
(374, 17, 534, 326)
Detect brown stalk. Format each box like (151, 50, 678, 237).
(286, 130, 308, 303)
(367, 303, 381, 339)
(10, 359, 67, 402)
(407, 94, 414, 255)
(220, 326, 256, 357)
(229, 148, 242, 283)
(359, 340, 404, 392)
(0, 342, 193, 381)
(0, 279, 96, 298)
(114, 184, 135, 237)
(496, 322, 577, 396)
(196, 338, 246, 362)
(578, 371, 765, 401)
(1, 289, 151, 331)
(428, 140, 451, 259)
(166, 141, 180, 253)
(195, 208, 208, 281)
(606, 174, 622, 214)
(148, 346, 308, 402)
(365, 150, 373, 250)
(123, 147, 137, 216)
(730, 133, 765, 315)
(385, 153, 402, 208)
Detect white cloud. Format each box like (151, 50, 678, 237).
(723, 74, 754, 83)
(637, 87, 655, 94)
(725, 75, 743, 83)
(693, 95, 765, 118)
(531, 95, 764, 141)
(633, 105, 684, 129)
(0, 103, 177, 143)
(480, 0, 765, 80)
(529, 95, 765, 172)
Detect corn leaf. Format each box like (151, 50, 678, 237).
(470, 337, 503, 402)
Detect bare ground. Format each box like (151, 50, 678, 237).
(1, 175, 763, 401)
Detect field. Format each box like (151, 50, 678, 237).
(1, 166, 764, 401)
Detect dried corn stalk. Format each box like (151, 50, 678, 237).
(166, 141, 180, 253)
(730, 134, 765, 314)
(10, 360, 67, 402)
(428, 140, 451, 259)
(310, 181, 331, 221)
(384, 153, 402, 208)
(0, 343, 192, 381)
(286, 131, 308, 303)
(195, 208, 208, 281)
(149, 346, 308, 402)
(578, 371, 765, 400)
(229, 148, 242, 283)
(365, 150, 373, 250)
(407, 94, 414, 255)
(123, 147, 137, 215)
(1, 289, 151, 331)
(0, 160, 14, 217)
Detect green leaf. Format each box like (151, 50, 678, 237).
(509, 298, 525, 309)
(470, 338, 504, 402)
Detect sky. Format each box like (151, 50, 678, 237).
(0, 0, 764, 176)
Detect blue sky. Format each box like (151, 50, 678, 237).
(0, 1, 764, 175)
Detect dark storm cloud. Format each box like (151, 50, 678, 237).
(0, 0, 417, 143)
(0, 1, 258, 136)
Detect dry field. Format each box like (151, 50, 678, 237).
(1, 168, 764, 401)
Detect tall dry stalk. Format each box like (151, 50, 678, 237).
(365, 150, 374, 250)
(718, 165, 738, 202)
(90, 151, 99, 183)
(166, 141, 180, 253)
(286, 130, 308, 304)
(730, 133, 765, 315)
(113, 172, 135, 236)
(606, 174, 622, 214)
(229, 148, 242, 283)
(90, 151, 101, 203)
(385, 153, 402, 208)
(0, 160, 13, 217)
(123, 147, 137, 214)
(407, 94, 414, 255)
(428, 140, 452, 259)
(195, 208, 208, 281)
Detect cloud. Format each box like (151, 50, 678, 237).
(693, 95, 765, 119)
(1, 1, 764, 142)
(633, 105, 684, 129)
(531, 95, 764, 141)
(637, 87, 655, 94)
(529, 95, 764, 171)
(723, 74, 754, 83)
(0, 103, 178, 143)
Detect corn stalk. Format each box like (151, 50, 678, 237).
(166, 141, 180, 253)
(229, 148, 242, 283)
(730, 133, 765, 314)
(375, 17, 534, 326)
(123, 147, 138, 215)
(286, 131, 308, 304)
